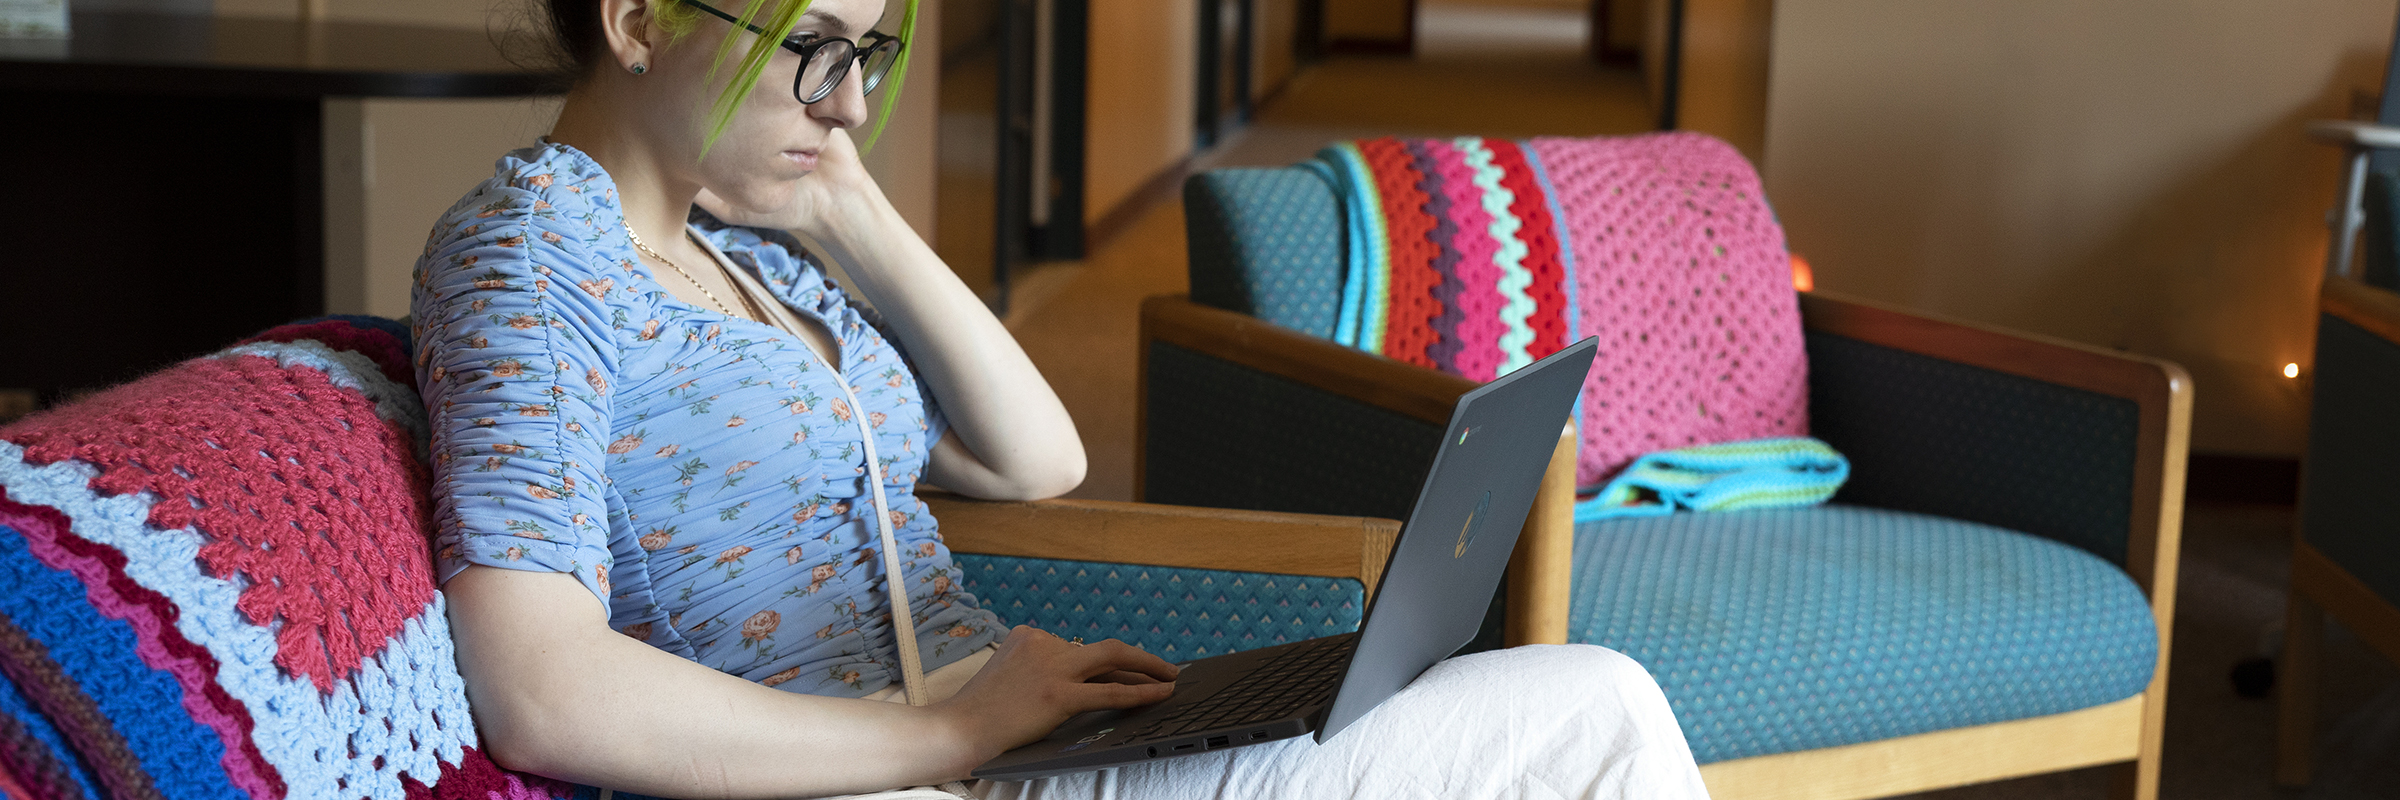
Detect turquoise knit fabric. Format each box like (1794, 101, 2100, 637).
(1570, 505, 2158, 764)
(1576, 437, 1849, 521)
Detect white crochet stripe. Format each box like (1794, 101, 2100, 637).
(214, 339, 432, 458)
(0, 442, 478, 800)
(1456, 137, 1538, 375)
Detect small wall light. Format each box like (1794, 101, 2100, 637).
(2284, 363, 2301, 379)
(1790, 254, 1815, 292)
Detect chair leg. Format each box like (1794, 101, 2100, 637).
(2277, 589, 2324, 786)
(2106, 679, 2169, 800)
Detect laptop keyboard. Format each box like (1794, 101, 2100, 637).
(1126, 634, 1360, 743)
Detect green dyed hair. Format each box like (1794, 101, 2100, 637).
(650, 0, 920, 155)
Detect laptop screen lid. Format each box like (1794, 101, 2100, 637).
(1315, 337, 1598, 742)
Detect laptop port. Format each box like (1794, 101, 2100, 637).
(1248, 731, 1270, 741)
(1205, 736, 1230, 749)
(1146, 746, 1160, 758)
(1171, 743, 1198, 752)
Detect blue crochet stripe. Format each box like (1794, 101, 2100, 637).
(0, 628, 106, 800)
(956, 554, 1366, 661)
(0, 521, 243, 799)
(1309, 143, 1390, 350)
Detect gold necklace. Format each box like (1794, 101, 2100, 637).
(627, 227, 764, 321)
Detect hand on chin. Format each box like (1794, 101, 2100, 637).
(696, 130, 874, 238)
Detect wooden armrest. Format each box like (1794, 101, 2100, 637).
(924, 490, 1402, 599)
(2323, 273, 2400, 344)
(2308, 119, 2400, 150)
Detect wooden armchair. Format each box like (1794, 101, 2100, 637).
(2276, 273, 2400, 785)
(1143, 157, 2191, 799)
(926, 491, 1409, 662)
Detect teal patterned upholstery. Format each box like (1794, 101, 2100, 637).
(1571, 505, 2158, 764)
(1805, 331, 2140, 566)
(954, 554, 1367, 660)
(1184, 169, 1347, 337)
(2301, 313, 2400, 608)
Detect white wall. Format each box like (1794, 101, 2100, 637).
(1765, 0, 2398, 456)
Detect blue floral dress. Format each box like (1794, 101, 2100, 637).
(411, 142, 1004, 697)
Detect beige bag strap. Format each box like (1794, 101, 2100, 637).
(697, 231, 933, 709)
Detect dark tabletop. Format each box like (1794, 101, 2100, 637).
(0, 10, 563, 97)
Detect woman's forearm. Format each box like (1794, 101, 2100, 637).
(807, 188, 1085, 500)
(446, 567, 987, 796)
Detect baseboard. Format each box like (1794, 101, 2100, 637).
(1324, 39, 1412, 56)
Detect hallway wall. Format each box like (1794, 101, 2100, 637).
(1083, 0, 1198, 228)
(217, 0, 940, 319)
(1765, 0, 2397, 457)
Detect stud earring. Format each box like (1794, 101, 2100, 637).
(631, 63, 648, 75)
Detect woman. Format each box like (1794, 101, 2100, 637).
(415, 0, 1708, 797)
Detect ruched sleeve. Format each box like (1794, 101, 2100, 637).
(412, 165, 626, 610)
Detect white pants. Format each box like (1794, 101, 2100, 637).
(847, 643, 1710, 800)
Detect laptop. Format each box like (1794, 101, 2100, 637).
(973, 336, 1600, 781)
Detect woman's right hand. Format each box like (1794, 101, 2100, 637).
(933, 626, 1182, 771)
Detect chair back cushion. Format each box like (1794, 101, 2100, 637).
(1186, 132, 1808, 489)
(0, 317, 585, 799)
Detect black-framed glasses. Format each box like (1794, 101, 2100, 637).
(684, 1, 903, 104)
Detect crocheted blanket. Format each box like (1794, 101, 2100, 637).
(0, 317, 604, 800)
(1313, 132, 1811, 490)
(1576, 437, 1849, 522)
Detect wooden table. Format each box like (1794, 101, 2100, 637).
(0, 11, 557, 406)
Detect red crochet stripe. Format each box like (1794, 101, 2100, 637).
(0, 491, 285, 799)
(1487, 139, 1569, 360)
(399, 745, 577, 800)
(1359, 138, 1442, 368)
(237, 320, 412, 387)
(4, 354, 437, 693)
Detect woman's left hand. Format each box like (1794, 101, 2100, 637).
(694, 127, 876, 241)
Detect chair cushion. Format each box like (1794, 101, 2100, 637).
(957, 554, 1366, 660)
(1570, 505, 2158, 764)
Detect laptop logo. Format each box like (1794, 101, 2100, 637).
(1060, 727, 1114, 753)
(1454, 491, 1492, 558)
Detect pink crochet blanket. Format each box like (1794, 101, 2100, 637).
(1315, 132, 1808, 487)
